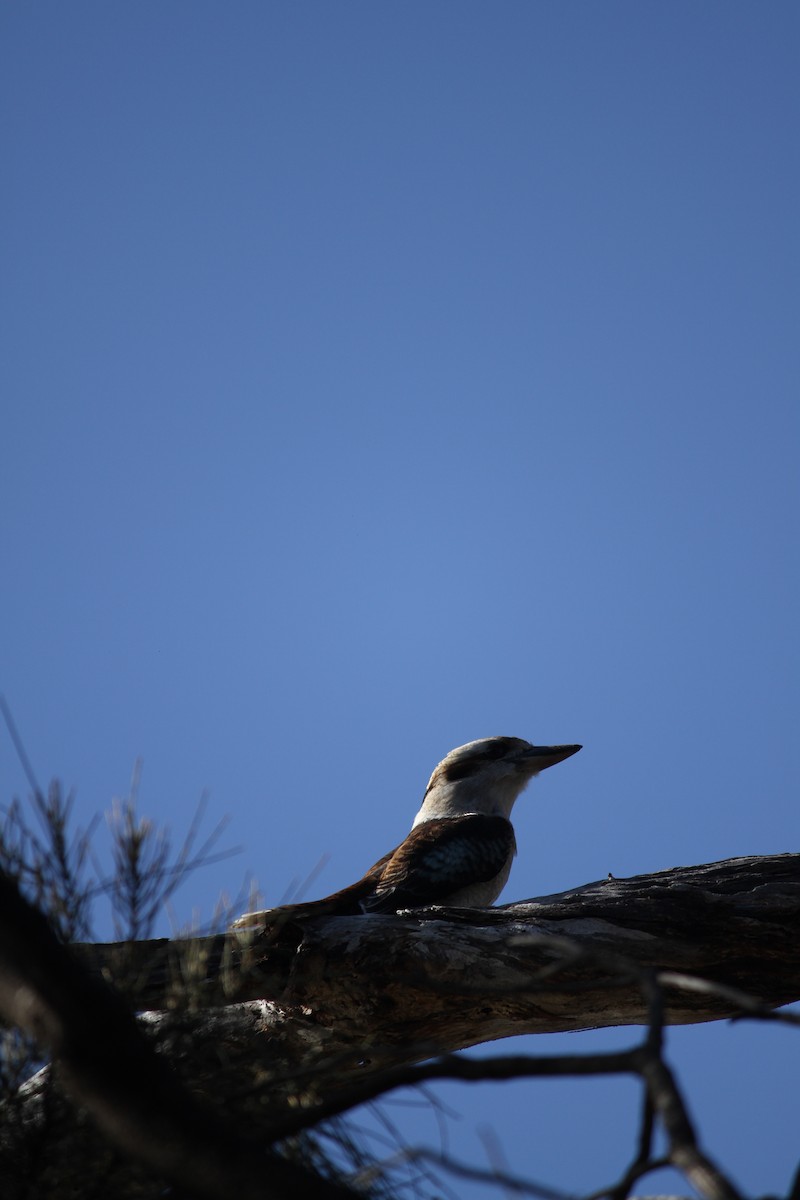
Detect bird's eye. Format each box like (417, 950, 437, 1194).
(443, 758, 482, 782)
(483, 740, 511, 760)
(444, 741, 509, 780)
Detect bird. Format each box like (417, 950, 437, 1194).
(232, 736, 581, 930)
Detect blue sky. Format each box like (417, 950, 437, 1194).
(2, 3, 798, 1195)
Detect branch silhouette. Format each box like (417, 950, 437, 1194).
(2, 765, 799, 1200)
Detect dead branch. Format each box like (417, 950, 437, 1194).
(74, 851, 800, 1047)
(3, 853, 798, 1199)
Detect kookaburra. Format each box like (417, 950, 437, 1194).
(233, 736, 580, 929)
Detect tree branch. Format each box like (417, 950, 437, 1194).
(4, 853, 798, 1198)
(74, 852, 800, 1045)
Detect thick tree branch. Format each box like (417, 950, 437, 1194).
(74, 852, 800, 1036)
(4, 854, 798, 1198)
(53, 853, 800, 1148)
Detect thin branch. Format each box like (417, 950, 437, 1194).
(658, 971, 800, 1027)
(585, 1093, 663, 1200)
(267, 1047, 644, 1141)
(634, 973, 741, 1200)
(359, 1145, 574, 1200)
(0, 696, 43, 797)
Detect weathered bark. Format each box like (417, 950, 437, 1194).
(60, 852, 800, 1113)
(3, 853, 799, 1197)
(76, 851, 800, 1019)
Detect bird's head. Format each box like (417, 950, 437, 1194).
(413, 736, 581, 825)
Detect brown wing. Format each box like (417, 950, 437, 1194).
(361, 815, 516, 914)
(232, 817, 515, 927)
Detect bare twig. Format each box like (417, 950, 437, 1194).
(358, 1144, 573, 1200)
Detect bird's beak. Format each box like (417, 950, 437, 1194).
(521, 744, 582, 772)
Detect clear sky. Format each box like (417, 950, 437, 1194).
(2, 3, 798, 1196)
